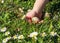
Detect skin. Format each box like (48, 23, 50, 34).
(26, 0, 49, 23)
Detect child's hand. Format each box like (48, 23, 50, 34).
(26, 10, 42, 23)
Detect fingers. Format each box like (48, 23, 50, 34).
(25, 11, 43, 24)
(26, 16, 32, 23)
(26, 16, 44, 24)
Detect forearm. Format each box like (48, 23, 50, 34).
(33, 0, 49, 13)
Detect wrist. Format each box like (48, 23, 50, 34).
(32, 9, 42, 14)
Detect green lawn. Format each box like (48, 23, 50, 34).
(0, 0, 60, 43)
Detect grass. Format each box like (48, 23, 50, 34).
(0, 0, 60, 43)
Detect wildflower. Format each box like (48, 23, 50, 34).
(13, 35, 18, 39)
(29, 32, 38, 40)
(1, 0, 4, 3)
(34, 37, 37, 40)
(0, 27, 7, 32)
(45, 12, 50, 18)
(19, 8, 24, 13)
(18, 35, 24, 39)
(40, 32, 46, 37)
(32, 17, 39, 23)
(50, 31, 57, 36)
(2, 36, 11, 43)
(5, 31, 10, 36)
(29, 32, 38, 37)
(21, 15, 26, 20)
(27, 9, 31, 12)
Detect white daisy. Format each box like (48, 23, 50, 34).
(50, 31, 57, 36)
(0, 27, 7, 32)
(41, 32, 46, 37)
(29, 32, 38, 37)
(13, 35, 18, 39)
(45, 12, 50, 18)
(1, 0, 4, 3)
(27, 9, 31, 12)
(19, 8, 24, 13)
(21, 15, 26, 20)
(18, 35, 24, 39)
(5, 31, 10, 36)
(2, 36, 11, 43)
(2, 38, 8, 43)
(34, 37, 37, 40)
